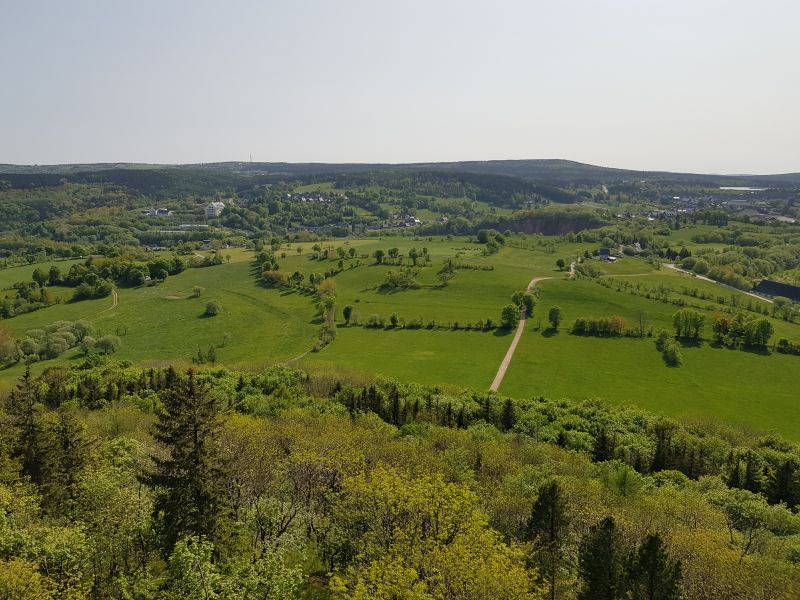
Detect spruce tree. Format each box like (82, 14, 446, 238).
(626, 534, 682, 600)
(6, 367, 44, 484)
(39, 409, 91, 514)
(527, 480, 571, 600)
(501, 398, 516, 432)
(768, 459, 800, 507)
(742, 451, 765, 493)
(578, 517, 625, 600)
(148, 369, 230, 555)
(592, 428, 616, 462)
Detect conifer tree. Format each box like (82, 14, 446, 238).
(578, 517, 625, 600)
(527, 480, 571, 600)
(6, 367, 44, 484)
(501, 398, 516, 432)
(592, 427, 616, 462)
(768, 459, 800, 507)
(626, 533, 682, 600)
(39, 409, 91, 514)
(148, 369, 230, 555)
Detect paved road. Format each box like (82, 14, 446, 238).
(664, 264, 773, 304)
(489, 275, 552, 392)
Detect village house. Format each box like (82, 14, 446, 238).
(205, 201, 226, 218)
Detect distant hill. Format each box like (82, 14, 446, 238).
(2, 159, 799, 187)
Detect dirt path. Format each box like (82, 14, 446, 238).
(489, 275, 552, 392)
(664, 264, 773, 304)
(91, 288, 119, 317)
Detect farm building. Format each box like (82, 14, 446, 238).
(598, 248, 617, 262)
(754, 280, 800, 303)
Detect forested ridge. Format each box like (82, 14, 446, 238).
(1, 362, 800, 599)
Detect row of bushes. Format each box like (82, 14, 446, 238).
(571, 316, 632, 337)
(343, 310, 497, 331)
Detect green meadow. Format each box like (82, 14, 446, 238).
(1, 233, 799, 439)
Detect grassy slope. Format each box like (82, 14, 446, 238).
(0, 236, 799, 440)
(301, 327, 513, 391)
(0, 249, 318, 386)
(499, 332, 800, 438)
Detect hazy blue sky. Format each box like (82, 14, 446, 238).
(2, 0, 798, 172)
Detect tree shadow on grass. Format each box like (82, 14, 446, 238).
(740, 345, 771, 357)
(541, 328, 558, 338)
(677, 338, 703, 348)
(492, 328, 514, 337)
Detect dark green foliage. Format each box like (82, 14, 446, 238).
(148, 370, 231, 554)
(578, 517, 625, 600)
(38, 409, 91, 514)
(501, 304, 520, 329)
(548, 305, 563, 331)
(5, 367, 44, 483)
(626, 534, 682, 600)
(501, 398, 516, 431)
(527, 480, 571, 600)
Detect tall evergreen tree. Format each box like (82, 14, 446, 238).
(6, 367, 44, 484)
(768, 459, 800, 507)
(592, 427, 616, 462)
(527, 480, 571, 600)
(626, 534, 682, 600)
(742, 451, 765, 493)
(501, 398, 516, 432)
(578, 517, 625, 600)
(39, 409, 91, 514)
(148, 369, 230, 555)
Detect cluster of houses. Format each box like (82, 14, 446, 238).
(141, 202, 228, 220)
(142, 207, 172, 217)
(285, 192, 339, 204)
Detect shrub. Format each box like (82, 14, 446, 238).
(204, 301, 221, 317)
(662, 339, 683, 367)
(96, 335, 122, 355)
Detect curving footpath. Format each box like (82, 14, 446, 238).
(489, 275, 551, 392)
(91, 288, 119, 317)
(489, 261, 575, 392)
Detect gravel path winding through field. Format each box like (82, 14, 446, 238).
(91, 288, 119, 317)
(489, 275, 552, 392)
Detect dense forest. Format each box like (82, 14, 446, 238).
(1, 362, 800, 598)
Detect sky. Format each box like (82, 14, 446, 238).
(1, 0, 799, 173)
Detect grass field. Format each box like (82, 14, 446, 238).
(499, 331, 800, 438)
(1, 236, 799, 440)
(301, 326, 513, 391)
(0, 249, 318, 386)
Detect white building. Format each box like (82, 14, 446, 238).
(205, 201, 226, 218)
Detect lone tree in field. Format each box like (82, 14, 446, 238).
(204, 301, 220, 317)
(556, 258, 566, 271)
(548, 306, 563, 331)
(501, 304, 520, 329)
(148, 370, 230, 555)
(342, 305, 353, 324)
(373, 249, 385, 264)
